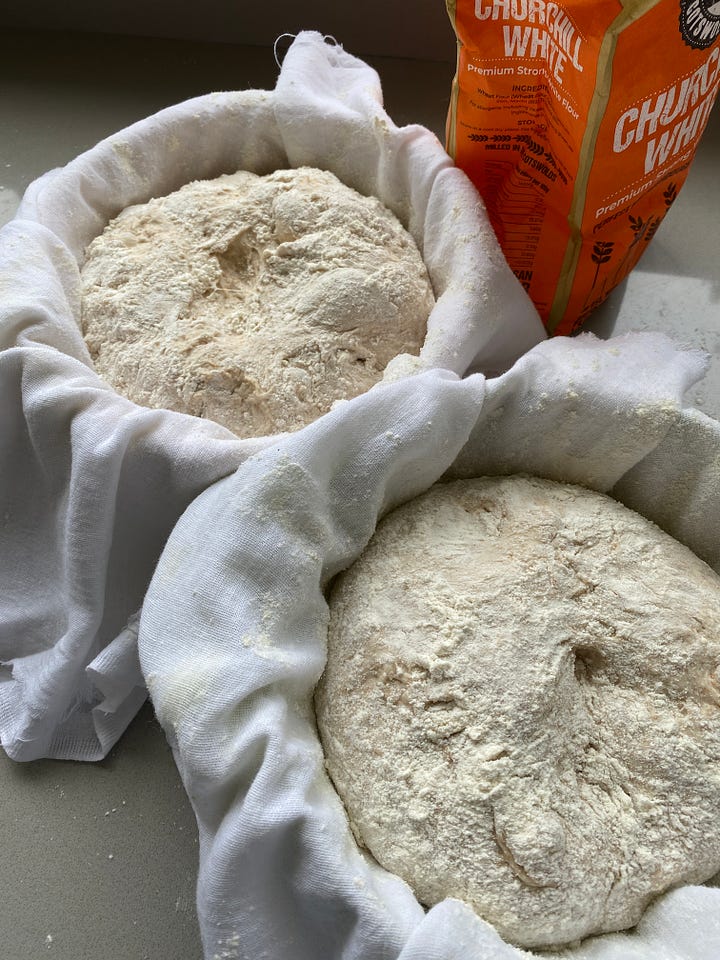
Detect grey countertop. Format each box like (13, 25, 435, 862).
(1, 26, 718, 960)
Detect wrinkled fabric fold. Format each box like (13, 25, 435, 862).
(0, 341, 267, 760)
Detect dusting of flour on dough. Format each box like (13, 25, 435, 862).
(315, 475, 720, 949)
(80, 167, 434, 437)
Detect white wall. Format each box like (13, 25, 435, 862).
(0, 0, 456, 60)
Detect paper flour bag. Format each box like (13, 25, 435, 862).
(446, 0, 720, 333)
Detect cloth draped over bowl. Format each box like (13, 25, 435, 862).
(141, 330, 719, 960)
(0, 32, 542, 763)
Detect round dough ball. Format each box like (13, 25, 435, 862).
(80, 167, 434, 438)
(315, 475, 720, 949)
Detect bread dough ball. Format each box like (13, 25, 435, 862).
(80, 167, 434, 437)
(315, 475, 720, 949)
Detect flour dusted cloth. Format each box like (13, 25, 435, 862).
(140, 332, 720, 960)
(0, 33, 543, 763)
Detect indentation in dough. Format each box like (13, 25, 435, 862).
(573, 645, 605, 681)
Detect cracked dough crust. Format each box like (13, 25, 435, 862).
(80, 167, 433, 438)
(315, 475, 720, 949)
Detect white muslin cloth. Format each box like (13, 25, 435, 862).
(0, 32, 542, 762)
(139, 332, 720, 960)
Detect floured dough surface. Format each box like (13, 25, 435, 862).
(315, 475, 720, 949)
(80, 167, 433, 437)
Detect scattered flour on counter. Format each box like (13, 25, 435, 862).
(315, 475, 720, 949)
(80, 167, 434, 437)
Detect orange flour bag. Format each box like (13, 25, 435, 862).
(446, 0, 720, 334)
